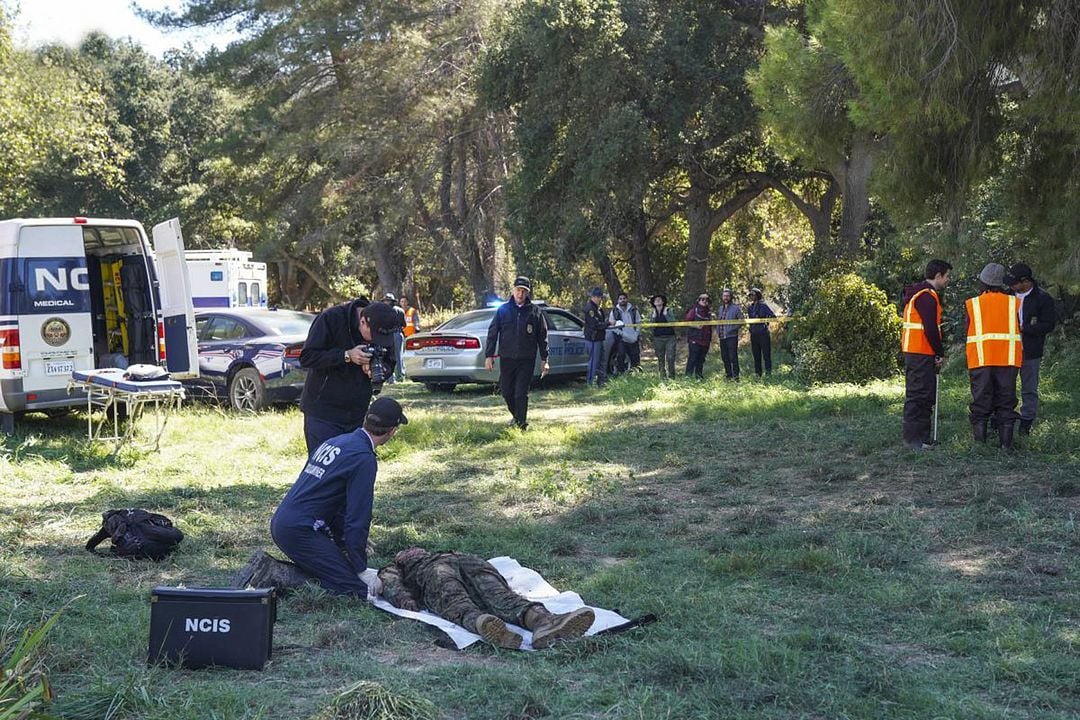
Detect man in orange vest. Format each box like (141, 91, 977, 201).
(901, 259, 952, 450)
(965, 263, 1022, 449)
(400, 296, 421, 338)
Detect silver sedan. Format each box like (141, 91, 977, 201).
(402, 306, 590, 392)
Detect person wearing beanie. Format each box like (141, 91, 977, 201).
(1006, 263, 1057, 435)
(964, 263, 1022, 449)
(685, 291, 714, 379)
(716, 288, 743, 380)
(299, 298, 401, 454)
(745, 288, 777, 377)
(484, 276, 549, 430)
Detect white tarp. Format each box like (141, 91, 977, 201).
(367, 556, 629, 651)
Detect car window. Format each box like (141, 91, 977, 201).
(205, 316, 248, 341)
(248, 310, 314, 336)
(437, 310, 494, 332)
(195, 316, 213, 342)
(544, 311, 582, 332)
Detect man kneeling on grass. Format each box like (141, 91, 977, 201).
(379, 547, 595, 649)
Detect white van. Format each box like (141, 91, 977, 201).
(184, 248, 267, 308)
(0, 217, 199, 434)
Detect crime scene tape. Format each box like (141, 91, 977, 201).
(620, 317, 795, 329)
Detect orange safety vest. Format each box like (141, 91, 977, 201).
(402, 307, 420, 337)
(965, 292, 1021, 369)
(901, 287, 941, 355)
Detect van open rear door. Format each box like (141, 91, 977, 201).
(151, 219, 199, 378)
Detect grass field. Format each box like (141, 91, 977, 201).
(2, 342, 1078, 720)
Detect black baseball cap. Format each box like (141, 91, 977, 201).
(590, 287, 604, 297)
(1005, 263, 1033, 285)
(366, 397, 408, 427)
(360, 302, 400, 348)
(513, 275, 532, 291)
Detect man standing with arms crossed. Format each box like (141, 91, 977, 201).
(900, 259, 952, 450)
(1005, 263, 1056, 436)
(485, 276, 549, 430)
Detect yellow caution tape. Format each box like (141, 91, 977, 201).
(621, 317, 795, 329)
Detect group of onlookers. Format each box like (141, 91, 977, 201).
(901, 260, 1056, 451)
(585, 286, 778, 387)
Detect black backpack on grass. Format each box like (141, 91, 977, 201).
(85, 509, 184, 560)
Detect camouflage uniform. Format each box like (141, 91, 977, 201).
(378, 551, 538, 633)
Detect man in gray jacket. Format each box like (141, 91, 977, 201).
(716, 288, 744, 380)
(609, 293, 642, 374)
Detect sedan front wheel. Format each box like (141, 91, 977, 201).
(229, 367, 266, 412)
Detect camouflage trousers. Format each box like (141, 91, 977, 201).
(422, 555, 537, 633)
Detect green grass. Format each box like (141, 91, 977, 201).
(2, 340, 1079, 719)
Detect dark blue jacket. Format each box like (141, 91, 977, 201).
(485, 300, 549, 361)
(300, 299, 394, 425)
(582, 300, 607, 342)
(1018, 283, 1056, 360)
(746, 300, 776, 336)
(271, 429, 377, 574)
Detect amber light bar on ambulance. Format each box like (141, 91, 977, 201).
(405, 336, 481, 351)
(0, 329, 21, 370)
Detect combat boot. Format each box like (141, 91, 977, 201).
(972, 420, 988, 444)
(1018, 419, 1033, 436)
(524, 605, 595, 649)
(474, 614, 522, 649)
(998, 420, 1016, 451)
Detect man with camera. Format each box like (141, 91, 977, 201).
(299, 298, 402, 455)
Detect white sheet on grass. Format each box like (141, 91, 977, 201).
(367, 556, 628, 651)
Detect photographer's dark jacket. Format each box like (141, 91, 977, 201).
(746, 300, 776, 336)
(582, 300, 607, 342)
(485, 300, 549, 361)
(300, 299, 393, 426)
(1017, 282, 1056, 360)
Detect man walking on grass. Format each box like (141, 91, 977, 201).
(485, 276, 549, 430)
(900, 259, 952, 450)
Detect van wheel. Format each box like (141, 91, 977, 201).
(229, 368, 266, 412)
(423, 382, 457, 393)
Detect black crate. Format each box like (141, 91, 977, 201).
(148, 587, 276, 670)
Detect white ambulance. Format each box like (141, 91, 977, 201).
(0, 217, 199, 434)
(184, 248, 267, 308)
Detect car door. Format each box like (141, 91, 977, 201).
(197, 314, 249, 383)
(541, 310, 588, 375)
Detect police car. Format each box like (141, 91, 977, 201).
(0, 217, 198, 434)
(401, 304, 589, 392)
(189, 308, 314, 411)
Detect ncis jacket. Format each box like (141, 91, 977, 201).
(1017, 283, 1057, 360)
(965, 291, 1021, 369)
(271, 428, 377, 576)
(300, 299, 392, 426)
(901, 281, 944, 357)
(485, 300, 549, 361)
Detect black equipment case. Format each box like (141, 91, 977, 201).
(148, 587, 276, 670)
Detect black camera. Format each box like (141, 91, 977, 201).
(358, 343, 391, 394)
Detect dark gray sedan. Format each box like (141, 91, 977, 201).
(402, 306, 589, 392)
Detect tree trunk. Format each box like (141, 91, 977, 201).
(683, 183, 714, 299)
(835, 132, 874, 256)
(373, 230, 403, 298)
(626, 208, 656, 298)
(596, 251, 623, 301)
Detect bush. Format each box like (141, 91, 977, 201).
(792, 272, 902, 384)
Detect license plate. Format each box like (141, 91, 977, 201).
(45, 361, 75, 376)
(423, 358, 443, 369)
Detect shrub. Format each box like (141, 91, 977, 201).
(792, 272, 902, 384)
